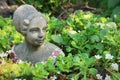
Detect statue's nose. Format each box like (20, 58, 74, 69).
(38, 31, 44, 39)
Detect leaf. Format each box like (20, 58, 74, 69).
(100, 27, 108, 39)
(106, 22, 117, 29)
(19, 62, 31, 76)
(44, 58, 55, 72)
(111, 72, 120, 80)
(34, 1, 43, 8)
(103, 51, 110, 54)
(56, 54, 73, 72)
(33, 77, 41, 80)
(112, 6, 120, 16)
(95, 43, 104, 50)
(51, 34, 64, 44)
(73, 55, 80, 66)
(66, 46, 73, 52)
(108, 0, 120, 8)
(89, 68, 98, 76)
(32, 62, 49, 79)
(67, 30, 79, 42)
(90, 35, 100, 43)
(100, 17, 107, 23)
(73, 73, 80, 80)
(71, 41, 79, 49)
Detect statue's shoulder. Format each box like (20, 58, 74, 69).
(13, 43, 24, 55)
(8, 43, 23, 63)
(44, 42, 60, 50)
(44, 42, 65, 56)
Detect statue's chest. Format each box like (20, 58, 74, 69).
(23, 49, 53, 64)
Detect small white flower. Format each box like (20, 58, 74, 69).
(101, 40, 103, 42)
(0, 53, 8, 58)
(50, 75, 57, 80)
(95, 55, 102, 59)
(70, 78, 74, 80)
(0, 58, 5, 65)
(78, 30, 80, 33)
(105, 75, 111, 80)
(105, 54, 114, 59)
(41, 61, 45, 64)
(118, 60, 120, 62)
(57, 71, 61, 74)
(14, 78, 25, 80)
(18, 60, 23, 64)
(111, 63, 118, 71)
(96, 74, 102, 80)
(58, 34, 61, 36)
(6, 50, 12, 54)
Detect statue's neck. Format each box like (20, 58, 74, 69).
(24, 40, 44, 52)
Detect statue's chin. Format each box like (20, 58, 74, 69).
(33, 41, 44, 47)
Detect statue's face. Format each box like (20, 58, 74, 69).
(25, 17, 47, 46)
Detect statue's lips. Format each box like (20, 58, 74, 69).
(36, 39, 44, 43)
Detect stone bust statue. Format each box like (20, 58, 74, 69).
(9, 4, 64, 64)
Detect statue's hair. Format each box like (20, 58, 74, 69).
(13, 4, 47, 35)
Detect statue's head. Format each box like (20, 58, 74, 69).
(13, 4, 48, 46)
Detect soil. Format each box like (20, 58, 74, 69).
(0, 1, 103, 20)
(0, 0, 18, 18)
(55, 3, 103, 20)
(57, 4, 97, 20)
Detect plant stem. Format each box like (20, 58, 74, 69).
(83, 71, 87, 80)
(105, 68, 120, 79)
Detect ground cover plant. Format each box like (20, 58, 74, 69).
(0, 10, 120, 80)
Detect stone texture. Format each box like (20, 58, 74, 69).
(12, 4, 64, 64)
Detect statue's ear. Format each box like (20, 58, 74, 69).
(21, 27, 27, 35)
(23, 19, 30, 26)
(21, 19, 30, 35)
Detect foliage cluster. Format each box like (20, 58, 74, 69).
(0, 10, 120, 80)
(14, 0, 120, 17)
(0, 54, 98, 80)
(0, 16, 23, 53)
(14, 0, 69, 16)
(48, 10, 120, 56)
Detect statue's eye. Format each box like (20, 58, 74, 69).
(30, 28, 39, 32)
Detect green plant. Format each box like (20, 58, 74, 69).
(56, 54, 73, 73)
(0, 16, 24, 53)
(72, 53, 97, 80)
(0, 8, 120, 80)
(100, 0, 120, 17)
(14, 0, 68, 16)
(32, 62, 49, 80)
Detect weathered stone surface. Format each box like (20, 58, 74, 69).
(12, 4, 64, 64)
